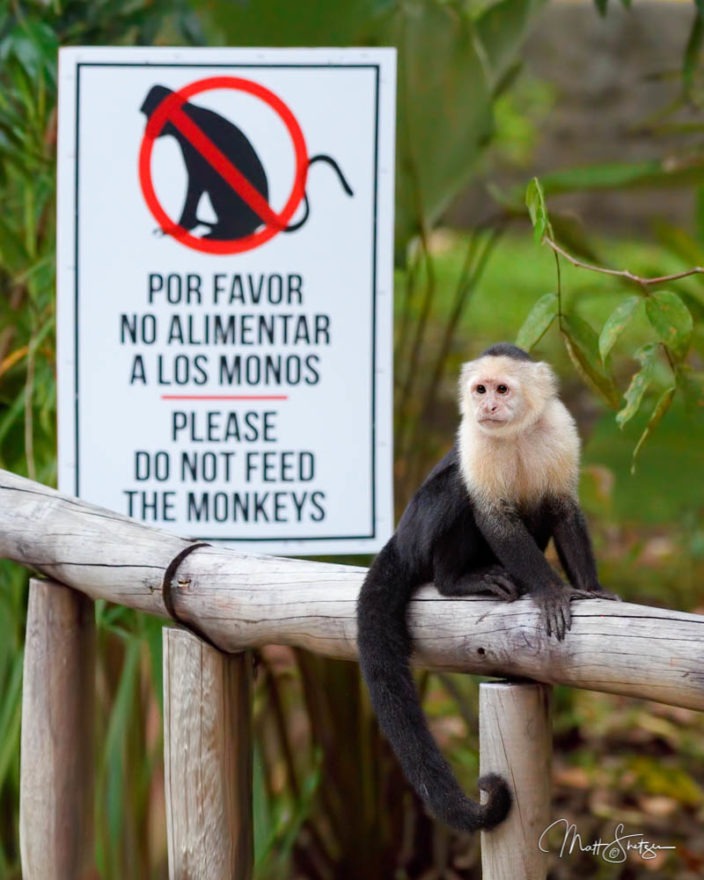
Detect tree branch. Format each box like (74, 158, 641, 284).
(544, 235, 704, 286)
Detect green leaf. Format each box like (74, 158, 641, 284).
(0, 215, 30, 272)
(525, 176, 550, 243)
(201, 0, 386, 47)
(631, 385, 676, 473)
(683, 10, 704, 96)
(695, 186, 704, 246)
(653, 218, 704, 269)
(549, 213, 603, 264)
(599, 296, 642, 362)
(645, 289, 693, 361)
(515, 292, 558, 350)
(531, 158, 704, 196)
(474, 0, 545, 93)
(616, 343, 659, 429)
(678, 367, 704, 420)
(387, 0, 494, 253)
(562, 314, 621, 408)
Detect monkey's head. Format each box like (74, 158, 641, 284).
(140, 85, 179, 138)
(459, 344, 558, 438)
(141, 85, 173, 117)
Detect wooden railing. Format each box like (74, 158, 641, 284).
(2, 467, 703, 880)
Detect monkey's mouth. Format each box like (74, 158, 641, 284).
(479, 417, 508, 426)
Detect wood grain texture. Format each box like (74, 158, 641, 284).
(2, 469, 704, 710)
(20, 578, 95, 880)
(480, 682, 551, 880)
(163, 629, 253, 880)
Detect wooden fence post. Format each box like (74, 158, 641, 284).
(163, 628, 253, 880)
(20, 578, 96, 880)
(479, 681, 552, 880)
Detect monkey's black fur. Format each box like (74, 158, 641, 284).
(357, 343, 607, 833)
(357, 449, 513, 832)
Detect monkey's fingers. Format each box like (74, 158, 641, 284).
(532, 589, 572, 641)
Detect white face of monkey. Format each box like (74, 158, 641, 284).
(459, 354, 558, 438)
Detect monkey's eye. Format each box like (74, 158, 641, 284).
(476, 384, 486, 394)
(496, 384, 509, 394)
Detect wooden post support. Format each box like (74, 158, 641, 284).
(20, 578, 96, 880)
(163, 628, 253, 880)
(479, 681, 552, 880)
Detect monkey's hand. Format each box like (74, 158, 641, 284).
(531, 585, 573, 641)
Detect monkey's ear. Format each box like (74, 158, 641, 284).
(460, 360, 479, 386)
(458, 361, 478, 413)
(532, 361, 558, 398)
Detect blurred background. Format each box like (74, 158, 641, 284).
(1, 0, 704, 877)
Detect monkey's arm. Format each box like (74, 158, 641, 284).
(550, 498, 600, 590)
(473, 505, 574, 639)
(550, 498, 619, 599)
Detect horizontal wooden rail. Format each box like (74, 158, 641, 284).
(1, 468, 703, 710)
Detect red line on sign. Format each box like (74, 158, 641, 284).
(161, 394, 289, 401)
(168, 104, 283, 230)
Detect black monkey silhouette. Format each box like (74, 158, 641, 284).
(140, 85, 353, 241)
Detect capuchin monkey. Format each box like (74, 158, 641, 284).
(357, 342, 617, 834)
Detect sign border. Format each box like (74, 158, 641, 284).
(63, 57, 393, 549)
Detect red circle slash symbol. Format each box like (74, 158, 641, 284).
(139, 76, 308, 255)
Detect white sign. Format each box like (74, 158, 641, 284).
(57, 47, 395, 555)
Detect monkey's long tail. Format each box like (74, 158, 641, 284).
(356, 539, 512, 833)
(284, 154, 354, 232)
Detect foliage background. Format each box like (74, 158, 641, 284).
(1, 0, 704, 877)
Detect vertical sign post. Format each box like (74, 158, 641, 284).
(57, 48, 395, 555)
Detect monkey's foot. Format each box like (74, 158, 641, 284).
(567, 586, 621, 602)
(476, 565, 521, 601)
(437, 565, 520, 601)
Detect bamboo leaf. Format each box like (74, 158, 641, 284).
(562, 314, 621, 408)
(549, 213, 603, 264)
(525, 176, 550, 243)
(531, 158, 704, 196)
(683, 10, 704, 96)
(631, 385, 676, 473)
(652, 218, 704, 269)
(474, 0, 544, 92)
(0, 215, 30, 271)
(645, 289, 693, 361)
(616, 343, 659, 429)
(515, 292, 558, 351)
(678, 367, 704, 420)
(599, 296, 642, 363)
